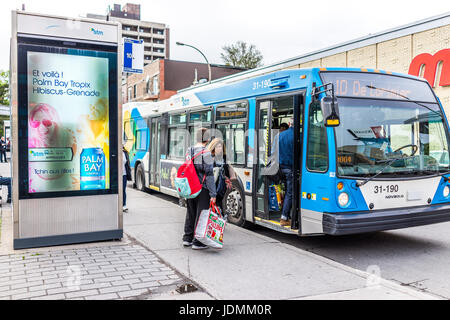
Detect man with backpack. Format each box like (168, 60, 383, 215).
(182, 128, 216, 250)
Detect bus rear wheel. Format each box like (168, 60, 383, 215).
(135, 164, 145, 191)
(223, 180, 246, 227)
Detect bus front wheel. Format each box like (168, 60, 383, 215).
(223, 180, 246, 227)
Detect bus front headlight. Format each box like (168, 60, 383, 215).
(338, 192, 349, 207)
(443, 186, 450, 198)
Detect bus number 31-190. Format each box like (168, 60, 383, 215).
(374, 185, 399, 194)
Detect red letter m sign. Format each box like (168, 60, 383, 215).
(408, 49, 450, 87)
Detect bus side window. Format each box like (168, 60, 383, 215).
(124, 120, 131, 141)
(215, 101, 248, 166)
(168, 127, 186, 159)
(231, 123, 245, 165)
(168, 113, 187, 159)
(306, 102, 328, 172)
(136, 129, 148, 151)
(123, 120, 135, 151)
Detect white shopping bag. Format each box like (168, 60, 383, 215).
(194, 203, 226, 249)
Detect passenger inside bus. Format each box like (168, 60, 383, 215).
(279, 122, 289, 132)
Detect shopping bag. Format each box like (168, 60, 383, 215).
(194, 202, 226, 249)
(268, 184, 284, 211)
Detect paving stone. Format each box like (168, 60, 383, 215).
(99, 285, 131, 294)
(159, 267, 173, 272)
(30, 294, 66, 300)
(158, 279, 180, 286)
(26, 266, 55, 274)
(116, 259, 137, 265)
(96, 276, 123, 283)
(140, 275, 170, 282)
(130, 281, 160, 290)
(8, 270, 26, 277)
(30, 273, 59, 282)
(104, 270, 133, 277)
(44, 277, 67, 285)
(148, 271, 175, 276)
(118, 289, 150, 299)
(0, 288, 28, 299)
(107, 263, 128, 269)
(89, 267, 115, 274)
(82, 273, 107, 281)
(29, 282, 62, 292)
(13, 290, 47, 300)
(85, 293, 119, 300)
(0, 286, 10, 292)
(115, 265, 142, 272)
(122, 272, 153, 280)
(1, 278, 27, 287)
(79, 282, 110, 291)
(11, 280, 44, 290)
(78, 279, 94, 286)
(65, 289, 99, 299)
(47, 286, 81, 295)
(110, 278, 141, 287)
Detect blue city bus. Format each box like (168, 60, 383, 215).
(123, 67, 450, 236)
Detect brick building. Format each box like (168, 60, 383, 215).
(125, 59, 246, 103)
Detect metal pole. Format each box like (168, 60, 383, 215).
(176, 42, 211, 84)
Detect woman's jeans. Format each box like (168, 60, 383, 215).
(123, 175, 127, 206)
(280, 165, 293, 220)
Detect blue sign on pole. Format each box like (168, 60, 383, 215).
(123, 38, 144, 73)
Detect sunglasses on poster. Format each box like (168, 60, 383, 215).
(30, 119, 53, 128)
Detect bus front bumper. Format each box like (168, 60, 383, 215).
(322, 203, 450, 235)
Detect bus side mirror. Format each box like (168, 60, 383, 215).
(321, 96, 340, 127)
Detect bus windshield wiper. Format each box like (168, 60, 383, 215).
(355, 155, 416, 187)
(414, 169, 450, 181)
(366, 85, 443, 119)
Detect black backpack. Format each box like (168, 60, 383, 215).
(216, 165, 227, 199)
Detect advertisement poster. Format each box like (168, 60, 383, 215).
(160, 160, 182, 190)
(27, 51, 110, 193)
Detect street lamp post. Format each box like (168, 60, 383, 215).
(176, 41, 211, 84)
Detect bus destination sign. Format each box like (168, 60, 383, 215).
(320, 72, 436, 102)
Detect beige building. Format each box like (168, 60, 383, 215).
(207, 12, 450, 115)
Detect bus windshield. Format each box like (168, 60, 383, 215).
(335, 98, 450, 178)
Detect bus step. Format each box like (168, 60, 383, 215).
(254, 217, 298, 234)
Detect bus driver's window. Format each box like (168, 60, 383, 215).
(307, 102, 328, 172)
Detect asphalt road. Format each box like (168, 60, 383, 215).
(249, 221, 450, 299)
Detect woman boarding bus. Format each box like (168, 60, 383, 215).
(123, 67, 450, 236)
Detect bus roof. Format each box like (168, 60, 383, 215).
(123, 67, 426, 119)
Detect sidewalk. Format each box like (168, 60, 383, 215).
(0, 203, 208, 300)
(123, 187, 441, 300)
(0, 160, 208, 300)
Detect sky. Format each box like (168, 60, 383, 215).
(1, 0, 450, 71)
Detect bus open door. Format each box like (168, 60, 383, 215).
(253, 93, 304, 233)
